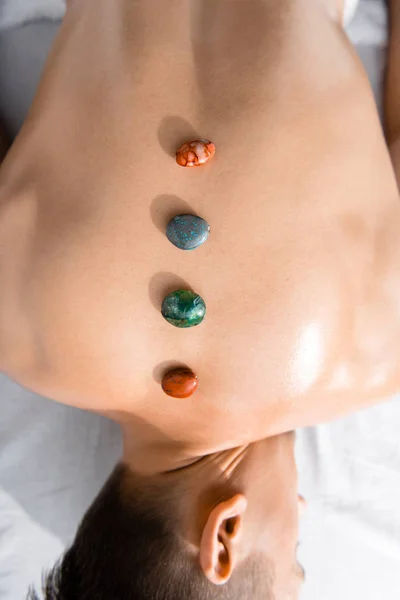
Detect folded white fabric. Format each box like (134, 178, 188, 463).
(0, 488, 64, 599)
(344, 0, 361, 26)
(0, 0, 65, 30)
(347, 0, 388, 45)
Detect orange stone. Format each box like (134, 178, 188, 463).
(176, 139, 216, 167)
(162, 368, 198, 398)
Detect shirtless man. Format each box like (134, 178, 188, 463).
(1, 0, 400, 598)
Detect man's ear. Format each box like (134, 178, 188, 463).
(199, 494, 247, 585)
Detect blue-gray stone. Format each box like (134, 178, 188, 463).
(166, 214, 210, 251)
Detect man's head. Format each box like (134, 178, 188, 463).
(28, 434, 305, 599)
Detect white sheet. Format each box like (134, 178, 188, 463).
(1, 2, 399, 599)
(0, 0, 65, 30)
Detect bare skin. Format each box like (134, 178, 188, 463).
(1, 0, 400, 472)
(2, 1, 400, 596)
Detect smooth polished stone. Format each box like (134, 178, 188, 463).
(162, 368, 198, 398)
(166, 214, 210, 251)
(161, 290, 206, 328)
(176, 139, 216, 167)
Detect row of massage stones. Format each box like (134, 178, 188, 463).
(161, 139, 216, 399)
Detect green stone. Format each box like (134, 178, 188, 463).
(161, 290, 206, 328)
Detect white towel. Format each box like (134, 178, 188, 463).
(344, 0, 361, 26)
(0, 0, 65, 30)
(346, 0, 388, 45)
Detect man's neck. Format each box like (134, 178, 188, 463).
(120, 421, 206, 475)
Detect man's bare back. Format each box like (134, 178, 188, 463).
(1, 0, 400, 467)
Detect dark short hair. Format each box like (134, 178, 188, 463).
(27, 463, 274, 600)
